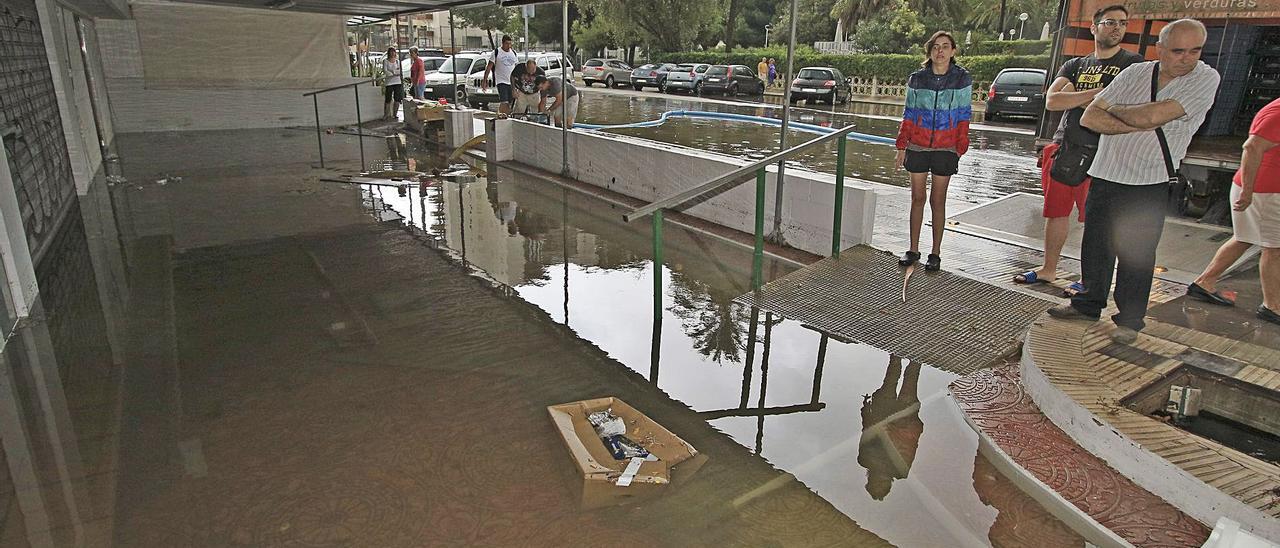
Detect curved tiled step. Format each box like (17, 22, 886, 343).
(1022, 315, 1280, 541)
(951, 366, 1210, 547)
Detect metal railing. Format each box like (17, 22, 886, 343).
(303, 77, 380, 170)
(624, 123, 860, 291)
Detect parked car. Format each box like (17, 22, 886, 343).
(629, 63, 678, 91)
(985, 68, 1047, 121)
(789, 67, 852, 105)
(700, 65, 765, 96)
(400, 55, 448, 78)
(582, 58, 632, 88)
(420, 55, 486, 104)
(466, 52, 575, 110)
(661, 63, 711, 94)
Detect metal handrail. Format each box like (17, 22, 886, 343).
(303, 77, 385, 170)
(622, 123, 864, 223)
(302, 77, 380, 98)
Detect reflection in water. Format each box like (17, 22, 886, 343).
(858, 356, 924, 501)
(668, 272, 750, 364)
(576, 93, 1041, 205)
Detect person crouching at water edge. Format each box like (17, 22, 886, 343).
(894, 31, 972, 272)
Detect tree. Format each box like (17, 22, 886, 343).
(966, 0, 1055, 38)
(590, 0, 723, 53)
(851, 0, 927, 54)
(454, 5, 513, 50)
(734, 0, 781, 47)
(772, 0, 839, 48)
(723, 0, 744, 51)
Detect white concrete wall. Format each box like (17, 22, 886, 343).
(94, 14, 382, 132)
(492, 119, 876, 257)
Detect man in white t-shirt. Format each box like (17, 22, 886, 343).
(1048, 18, 1220, 343)
(482, 35, 519, 114)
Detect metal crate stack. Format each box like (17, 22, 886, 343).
(1240, 29, 1280, 133)
(1201, 25, 1259, 136)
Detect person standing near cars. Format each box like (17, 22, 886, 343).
(409, 47, 426, 100)
(382, 47, 405, 120)
(537, 75, 579, 129)
(758, 58, 769, 86)
(482, 36, 520, 115)
(509, 59, 545, 114)
(1014, 5, 1142, 291)
(767, 58, 778, 87)
(1047, 19, 1220, 343)
(1187, 97, 1280, 325)
(894, 31, 972, 272)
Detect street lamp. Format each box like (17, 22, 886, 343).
(1018, 12, 1029, 40)
(764, 24, 772, 47)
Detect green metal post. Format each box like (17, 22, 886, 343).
(653, 209, 664, 317)
(752, 168, 767, 290)
(832, 136, 847, 258)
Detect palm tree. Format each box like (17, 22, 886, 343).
(830, 0, 893, 35)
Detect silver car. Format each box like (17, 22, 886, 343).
(581, 58, 632, 88)
(661, 63, 711, 95)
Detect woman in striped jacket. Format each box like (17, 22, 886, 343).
(894, 31, 972, 272)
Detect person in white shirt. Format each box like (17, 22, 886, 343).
(481, 36, 519, 115)
(1048, 19, 1220, 343)
(381, 47, 405, 121)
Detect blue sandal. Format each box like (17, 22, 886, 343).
(1063, 281, 1085, 297)
(1013, 271, 1047, 285)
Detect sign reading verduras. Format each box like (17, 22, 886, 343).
(1071, 0, 1280, 21)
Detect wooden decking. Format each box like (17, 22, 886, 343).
(1027, 316, 1280, 523)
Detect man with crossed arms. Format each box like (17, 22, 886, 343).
(1048, 19, 1220, 344)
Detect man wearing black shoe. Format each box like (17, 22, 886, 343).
(1047, 19, 1219, 343)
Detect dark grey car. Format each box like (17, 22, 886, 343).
(630, 63, 679, 91)
(985, 68, 1047, 121)
(700, 65, 765, 96)
(789, 67, 851, 105)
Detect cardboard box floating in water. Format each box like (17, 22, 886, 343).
(547, 397, 707, 508)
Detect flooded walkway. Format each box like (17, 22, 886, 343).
(0, 127, 1103, 546)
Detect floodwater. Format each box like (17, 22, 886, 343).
(0, 128, 1081, 546)
(576, 91, 1043, 205)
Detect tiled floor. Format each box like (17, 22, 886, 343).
(951, 365, 1211, 547)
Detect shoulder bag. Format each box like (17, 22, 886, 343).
(1151, 64, 1179, 184)
(1048, 57, 1098, 187)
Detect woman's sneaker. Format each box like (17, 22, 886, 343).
(898, 251, 920, 267)
(924, 254, 941, 272)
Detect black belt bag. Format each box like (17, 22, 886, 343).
(1049, 138, 1097, 187)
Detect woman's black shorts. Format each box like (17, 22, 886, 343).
(904, 150, 960, 176)
(384, 83, 405, 103)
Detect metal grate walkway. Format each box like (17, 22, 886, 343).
(735, 246, 1055, 375)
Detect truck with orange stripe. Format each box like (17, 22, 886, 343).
(1037, 0, 1280, 222)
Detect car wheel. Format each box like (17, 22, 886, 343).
(986, 110, 998, 121)
(633, 84, 643, 91)
(605, 75, 615, 88)
(728, 83, 738, 96)
(584, 79, 595, 87)
(456, 89, 467, 105)
(694, 82, 703, 96)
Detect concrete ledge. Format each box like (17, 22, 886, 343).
(484, 118, 876, 257)
(1020, 316, 1280, 542)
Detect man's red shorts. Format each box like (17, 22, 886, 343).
(1040, 142, 1090, 221)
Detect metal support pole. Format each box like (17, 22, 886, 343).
(812, 334, 828, 405)
(769, 0, 800, 244)
(313, 95, 324, 168)
(739, 306, 761, 409)
(449, 12, 458, 108)
(832, 135, 847, 257)
(561, 0, 570, 176)
(651, 209, 664, 385)
(354, 84, 365, 171)
(752, 167, 766, 290)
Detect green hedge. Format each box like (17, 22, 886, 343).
(963, 40, 1050, 56)
(652, 51, 1050, 83)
